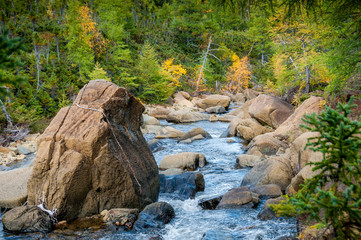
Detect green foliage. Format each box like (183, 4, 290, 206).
(89, 62, 110, 81)
(273, 98, 361, 239)
(0, 31, 25, 100)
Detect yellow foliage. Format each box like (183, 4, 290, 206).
(77, 5, 106, 57)
(161, 58, 187, 87)
(224, 54, 251, 93)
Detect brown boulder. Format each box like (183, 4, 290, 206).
(247, 133, 288, 157)
(179, 127, 212, 141)
(155, 126, 185, 139)
(249, 94, 294, 129)
(257, 197, 285, 220)
(244, 89, 259, 101)
(251, 184, 282, 198)
(241, 155, 294, 191)
(166, 110, 209, 123)
(236, 154, 263, 168)
(275, 96, 323, 141)
(195, 94, 231, 110)
(236, 118, 272, 141)
(149, 107, 171, 119)
(217, 186, 259, 209)
(159, 152, 207, 171)
(27, 80, 159, 221)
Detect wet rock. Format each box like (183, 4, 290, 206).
(205, 106, 226, 114)
(57, 215, 106, 231)
(236, 118, 272, 141)
(180, 127, 212, 141)
(198, 196, 223, 210)
(141, 125, 163, 134)
(217, 186, 259, 209)
(251, 184, 282, 198)
(100, 208, 138, 229)
(2, 205, 53, 233)
(247, 133, 288, 157)
(159, 172, 205, 200)
(149, 107, 171, 119)
(0, 167, 32, 208)
(27, 80, 159, 221)
(159, 168, 184, 176)
(257, 197, 285, 220)
(133, 202, 175, 230)
(236, 154, 263, 168)
(166, 110, 209, 123)
(276, 236, 298, 240)
(159, 152, 207, 171)
(249, 94, 294, 129)
(148, 139, 161, 151)
(17, 145, 32, 155)
(241, 156, 293, 191)
(155, 126, 185, 139)
(274, 96, 323, 141)
(202, 230, 233, 240)
(196, 94, 231, 110)
(180, 134, 205, 144)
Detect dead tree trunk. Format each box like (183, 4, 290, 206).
(303, 41, 311, 93)
(196, 36, 212, 92)
(0, 99, 13, 129)
(34, 45, 41, 90)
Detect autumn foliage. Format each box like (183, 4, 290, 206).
(224, 55, 251, 93)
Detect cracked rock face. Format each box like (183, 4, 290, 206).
(27, 80, 159, 221)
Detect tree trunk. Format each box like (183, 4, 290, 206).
(196, 36, 212, 92)
(303, 41, 310, 93)
(34, 45, 41, 90)
(56, 36, 60, 63)
(0, 99, 14, 129)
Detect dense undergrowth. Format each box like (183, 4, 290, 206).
(0, 0, 360, 134)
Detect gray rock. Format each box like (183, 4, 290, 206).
(159, 172, 205, 200)
(159, 152, 207, 171)
(257, 197, 285, 220)
(251, 184, 282, 198)
(2, 205, 53, 233)
(205, 106, 226, 114)
(198, 196, 223, 210)
(134, 202, 175, 230)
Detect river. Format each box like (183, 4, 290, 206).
(0, 119, 297, 240)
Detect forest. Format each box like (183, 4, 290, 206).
(0, 0, 360, 133)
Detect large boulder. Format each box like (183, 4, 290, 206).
(196, 94, 231, 110)
(247, 133, 288, 157)
(159, 172, 205, 200)
(236, 118, 272, 141)
(251, 184, 282, 198)
(243, 89, 259, 101)
(27, 80, 159, 221)
(142, 114, 160, 126)
(274, 96, 323, 141)
(241, 155, 294, 191)
(249, 94, 294, 129)
(173, 91, 193, 108)
(134, 202, 175, 230)
(166, 110, 209, 123)
(287, 165, 321, 195)
(2, 205, 53, 233)
(217, 186, 259, 209)
(0, 167, 32, 208)
(159, 152, 207, 171)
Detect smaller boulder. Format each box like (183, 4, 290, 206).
(257, 197, 285, 221)
(198, 196, 223, 210)
(101, 208, 138, 229)
(180, 127, 212, 141)
(217, 186, 259, 209)
(247, 133, 288, 157)
(236, 154, 263, 168)
(244, 89, 259, 101)
(142, 114, 160, 126)
(2, 205, 53, 233)
(166, 110, 209, 123)
(149, 107, 171, 119)
(196, 95, 231, 110)
(159, 172, 205, 200)
(133, 202, 175, 230)
(251, 184, 282, 198)
(159, 168, 184, 176)
(155, 126, 185, 139)
(17, 145, 32, 155)
(159, 152, 207, 171)
(236, 118, 272, 141)
(205, 106, 226, 114)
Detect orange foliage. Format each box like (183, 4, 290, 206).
(224, 55, 251, 93)
(77, 5, 107, 57)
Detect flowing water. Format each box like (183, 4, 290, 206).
(0, 119, 297, 240)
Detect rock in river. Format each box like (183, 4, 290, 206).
(134, 202, 175, 231)
(27, 80, 159, 221)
